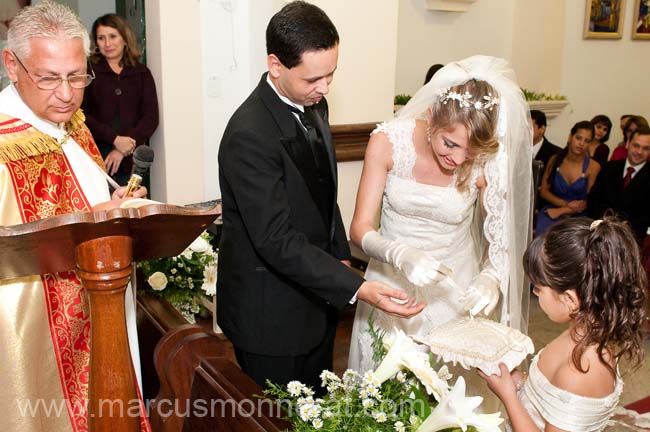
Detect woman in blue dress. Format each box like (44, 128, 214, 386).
(536, 121, 600, 235)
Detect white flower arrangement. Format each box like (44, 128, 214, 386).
(265, 318, 503, 432)
(137, 231, 218, 323)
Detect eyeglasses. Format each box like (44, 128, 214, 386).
(12, 51, 95, 90)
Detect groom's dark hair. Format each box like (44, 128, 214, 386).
(266, 1, 339, 69)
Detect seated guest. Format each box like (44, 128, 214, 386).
(82, 13, 159, 187)
(536, 121, 600, 235)
(611, 115, 649, 161)
(531, 109, 561, 171)
(589, 114, 612, 166)
(589, 127, 650, 244)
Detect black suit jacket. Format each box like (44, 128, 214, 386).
(534, 137, 562, 171)
(588, 159, 650, 242)
(217, 74, 363, 356)
(533, 137, 562, 211)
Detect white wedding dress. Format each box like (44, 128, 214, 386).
(348, 118, 500, 412)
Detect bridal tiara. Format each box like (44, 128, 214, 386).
(438, 88, 499, 111)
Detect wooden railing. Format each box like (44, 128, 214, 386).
(332, 122, 377, 162)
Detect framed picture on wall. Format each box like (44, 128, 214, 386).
(584, 0, 626, 39)
(632, 0, 650, 38)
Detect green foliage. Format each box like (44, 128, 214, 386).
(263, 318, 476, 432)
(394, 94, 412, 105)
(137, 231, 218, 323)
(369, 311, 388, 365)
(521, 88, 567, 101)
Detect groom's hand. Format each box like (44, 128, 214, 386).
(357, 281, 426, 318)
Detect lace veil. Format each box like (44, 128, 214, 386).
(396, 55, 533, 333)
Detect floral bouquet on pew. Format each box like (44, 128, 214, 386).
(137, 231, 218, 323)
(264, 318, 503, 432)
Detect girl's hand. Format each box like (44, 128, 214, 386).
(478, 363, 518, 404)
(104, 150, 125, 176)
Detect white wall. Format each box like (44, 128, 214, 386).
(510, 0, 565, 94)
(546, 1, 650, 149)
(313, 0, 399, 230)
(395, 0, 516, 97)
(145, 0, 204, 205)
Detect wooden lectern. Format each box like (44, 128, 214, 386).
(0, 203, 219, 431)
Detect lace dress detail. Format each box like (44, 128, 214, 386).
(348, 119, 499, 411)
(515, 350, 622, 431)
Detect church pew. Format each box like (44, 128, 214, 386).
(148, 325, 290, 432)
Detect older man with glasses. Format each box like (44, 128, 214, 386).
(0, 1, 147, 430)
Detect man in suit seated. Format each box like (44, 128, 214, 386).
(530, 110, 562, 221)
(588, 127, 650, 244)
(217, 1, 424, 394)
(531, 109, 562, 172)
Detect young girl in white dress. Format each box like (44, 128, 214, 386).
(481, 217, 648, 431)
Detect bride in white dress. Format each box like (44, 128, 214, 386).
(347, 56, 533, 408)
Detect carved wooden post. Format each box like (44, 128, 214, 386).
(76, 235, 139, 431)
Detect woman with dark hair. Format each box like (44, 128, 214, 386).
(536, 121, 600, 235)
(611, 115, 649, 161)
(82, 13, 158, 186)
(589, 114, 611, 166)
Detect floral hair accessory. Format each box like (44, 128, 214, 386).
(590, 219, 603, 230)
(438, 87, 499, 111)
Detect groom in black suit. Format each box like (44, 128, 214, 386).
(217, 1, 424, 391)
(588, 127, 650, 243)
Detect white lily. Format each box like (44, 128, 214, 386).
(400, 352, 449, 402)
(416, 376, 503, 432)
(373, 328, 422, 384)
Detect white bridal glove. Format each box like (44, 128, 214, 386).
(361, 231, 454, 287)
(459, 265, 500, 316)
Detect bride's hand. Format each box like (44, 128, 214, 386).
(459, 266, 500, 316)
(398, 248, 454, 287)
(361, 231, 453, 287)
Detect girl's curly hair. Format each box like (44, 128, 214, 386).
(524, 216, 648, 376)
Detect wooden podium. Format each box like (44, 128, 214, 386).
(0, 203, 219, 431)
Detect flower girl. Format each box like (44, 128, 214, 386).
(480, 217, 647, 431)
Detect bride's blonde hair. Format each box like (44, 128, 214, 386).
(429, 79, 500, 191)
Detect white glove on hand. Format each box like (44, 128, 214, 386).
(459, 265, 500, 316)
(361, 231, 453, 287)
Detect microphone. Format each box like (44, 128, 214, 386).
(132, 145, 154, 177)
(124, 146, 154, 196)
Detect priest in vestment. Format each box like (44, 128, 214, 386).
(0, 2, 148, 430)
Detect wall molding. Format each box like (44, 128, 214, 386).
(425, 0, 477, 12)
(332, 122, 377, 162)
(528, 100, 570, 120)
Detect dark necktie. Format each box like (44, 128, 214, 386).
(287, 105, 325, 170)
(286, 104, 334, 227)
(623, 166, 635, 189)
(287, 105, 318, 146)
